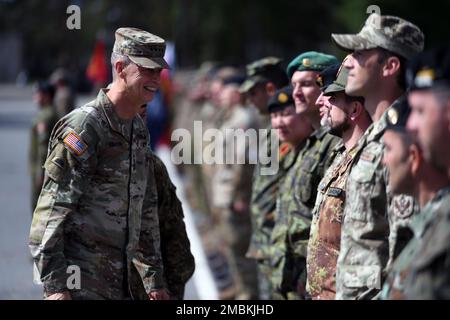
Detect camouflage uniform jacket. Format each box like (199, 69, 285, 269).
(380, 185, 450, 300)
(29, 89, 164, 299)
(247, 142, 298, 261)
(270, 127, 340, 299)
(336, 99, 419, 300)
(306, 140, 362, 299)
(150, 152, 195, 299)
(29, 105, 59, 209)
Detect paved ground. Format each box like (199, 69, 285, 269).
(0, 85, 203, 299)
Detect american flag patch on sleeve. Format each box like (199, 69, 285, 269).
(63, 132, 88, 156)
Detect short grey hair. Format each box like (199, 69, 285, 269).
(111, 52, 132, 81)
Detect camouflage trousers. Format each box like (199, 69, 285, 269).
(271, 248, 308, 300)
(220, 208, 259, 299)
(256, 259, 273, 300)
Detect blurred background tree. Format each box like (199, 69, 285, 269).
(0, 0, 448, 89)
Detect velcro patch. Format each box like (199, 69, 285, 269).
(360, 151, 376, 162)
(63, 132, 88, 156)
(327, 187, 343, 197)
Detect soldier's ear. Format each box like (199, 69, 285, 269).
(114, 61, 127, 79)
(349, 100, 363, 121)
(265, 82, 276, 97)
(382, 56, 401, 78)
(410, 143, 421, 176)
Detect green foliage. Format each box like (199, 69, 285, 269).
(0, 0, 448, 79)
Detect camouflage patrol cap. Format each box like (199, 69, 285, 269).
(331, 14, 425, 60)
(113, 27, 170, 69)
(239, 57, 284, 93)
(406, 46, 450, 91)
(267, 86, 294, 113)
(323, 66, 348, 95)
(315, 63, 340, 92)
(286, 51, 339, 79)
(386, 98, 411, 131)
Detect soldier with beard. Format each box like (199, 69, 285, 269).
(307, 61, 371, 299)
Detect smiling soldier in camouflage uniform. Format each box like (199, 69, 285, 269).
(331, 14, 424, 299)
(29, 27, 171, 300)
(241, 57, 289, 299)
(270, 52, 341, 300)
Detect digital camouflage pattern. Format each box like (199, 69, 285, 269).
(149, 152, 195, 300)
(380, 185, 450, 300)
(29, 105, 58, 211)
(336, 99, 419, 300)
(331, 14, 424, 60)
(270, 127, 340, 299)
(113, 27, 169, 69)
(29, 89, 165, 300)
(306, 140, 361, 300)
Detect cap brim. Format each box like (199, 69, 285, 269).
(323, 83, 345, 96)
(239, 79, 257, 93)
(129, 56, 171, 69)
(331, 33, 377, 52)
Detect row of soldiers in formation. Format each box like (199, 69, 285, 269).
(174, 13, 450, 299)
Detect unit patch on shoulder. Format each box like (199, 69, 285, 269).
(63, 131, 88, 156)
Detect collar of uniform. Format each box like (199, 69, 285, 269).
(411, 183, 450, 237)
(98, 89, 134, 140)
(314, 126, 330, 140)
(333, 140, 346, 154)
(370, 96, 406, 142)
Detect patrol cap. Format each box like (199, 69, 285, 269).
(267, 86, 295, 113)
(240, 57, 286, 93)
(331, 14, 424, 60)
(324, 65, 349, 95)
(113, 27, 170, 69)
(386, 98, 411, 131)
(315, 63, 340, 92)
(222, 74, 246, 86)
(406, 46, 450, 91)
(286, 51, 339, 79)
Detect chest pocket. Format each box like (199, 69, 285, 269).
(345, 153, 379, 222)
(351, 155, 377, 183)
(296, 156, 319, 205)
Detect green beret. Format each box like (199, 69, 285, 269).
(286, 51, 339, 79)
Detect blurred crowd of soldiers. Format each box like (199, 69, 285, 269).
(29, 68, 76, 210)
(172, 13, 450, 300)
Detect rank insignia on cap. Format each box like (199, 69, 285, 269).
(63, 132, 88, 156)
(302, 58, 311, 67)
(414, 68, 435, 88)
(316, 75, 324, 87)
(278, 92, 289, 103)
(387, 108, 399, 125)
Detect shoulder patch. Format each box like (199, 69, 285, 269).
(63, 131, 88, 156)
(392, 195, 414, 219)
